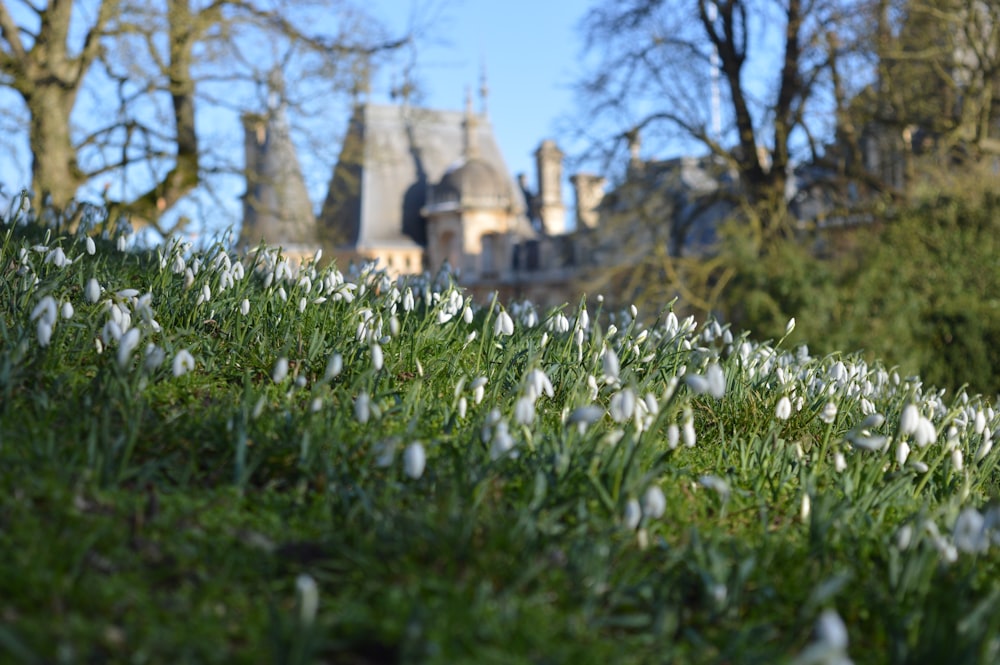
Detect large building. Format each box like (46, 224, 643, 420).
(238, 90, 739, 306)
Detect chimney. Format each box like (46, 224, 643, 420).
(570, 173, 606, 229)
(534, 139, 565, 235)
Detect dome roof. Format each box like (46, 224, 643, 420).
(429, 158, 510, 210)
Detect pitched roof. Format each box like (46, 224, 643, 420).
(240, 107, 317, 251)
(320, 103, 528, 252)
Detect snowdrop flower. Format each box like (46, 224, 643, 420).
(642, 485, 666, 519)
(272, 357, 289, 384)
(514, 396, 535, 426)
(295, 574, 319, 625)
(705, 363, 726, 398)
(609, 387, 636, 423)
(494, 309, 514, 336)
(775, 396, 793, 421)
(457, 396, 468, 419)
(471, 376, 487, 404)
(526, 368, 554, 400)
(355, 392, 370, 424)
(801, 493, 811, 521)
(36, 320, 53, 347)
(402, 287, 415, 312)
(172, 349, 195, 377)
(44, 247, 70, 267)
(240, 298, 250, 316)
(953, 507, 988, 554)
(792, 609, 851, 665)
(951, 448, 964, 472)
(143, 344, 165, 372)
(403, 442, 426, 479)
(976, 432, 993, 462)
(31, 295, 58, 325)
(85, 236, 96, 255)
(913, 417, 936, 447)
(489, 421, 515, 460)
(820, 402, 838, 424)
(682, 416, 697, 448)
(785, 317, 796, 335)
(85, 278, 101, 303)
(896, 441, 910, 467)
(324, 353, 343, 381)
(567, 405, 603, 433)
(117, 328, 141, 368)
(623, 498, 642, 530)
(370, 343, 383, 371)
(834, 451, 847, 472)
(667, 423, 680, 449)
(602, 346, 620, 384)
(900, 404, 919, 436)
(699, 475, 730, 500)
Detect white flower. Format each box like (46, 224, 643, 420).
(117, 328, 141, 368)
(682, 418, 697, 447)
(44, 247, 70, 267)
(775, 396, 793, 421)
(494, 309, 514, 336)
(30, 295, 58, 325)
(36, 320, 53, 347)
(900, 404, 919, 436)
(609, 388, 636, 423)
(820, 402, 838, 424)
(172, 349, 195, 377)
(953, 507, 988, 554)
(514, 396, 535, 426)
(489, 421, 515, 460)
(371, 343, 383, 371)
(705, 363, 725, 399)
(60, 301, 74, 320)
(641, 485, 666, 519)
(602, 346, 620, 384)
(667, 423, 680, 449)
(834, 451, 847, 472)
(785, 317, 796, 335)
(85, 278, 102, 303)
(623, 498, 642, 530)
(325, 353, 343, 381)
(699, 475, 730, 500)
(403, 442, 426, 479)
(272, 357, 289, 384)
(471, 376, 487, 404)
(240, 298, 250, 316)
(951, 448, 964, 472)
(355, 392, 371, 423)
(526, 368, 554, 400)
(568, 406, 603, 431)
(896, 441, 910, 467)
(914, 417, 936, 447)
(402, 288, 415, 312)
(143, 344, 165, 372)
(800, 493, 811, 521)
(85, 236, 96, 255)
(295, 574, 319, 625)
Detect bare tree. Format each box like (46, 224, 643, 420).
(575, 0, 876, 223)
(0, 0, 407, 233)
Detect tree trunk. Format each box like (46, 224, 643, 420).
(25, 83, 86, 209)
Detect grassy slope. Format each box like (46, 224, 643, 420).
(2, 216, 1000, 664)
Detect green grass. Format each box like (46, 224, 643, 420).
(2, 204, 1000, 664)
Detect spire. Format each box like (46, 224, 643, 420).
(463, 86, 479, 159)
(479, 61, 489, 118)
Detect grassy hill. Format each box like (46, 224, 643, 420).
(2, 202, 1000, 664)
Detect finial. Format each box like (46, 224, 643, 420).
(479, 61, 489, 117)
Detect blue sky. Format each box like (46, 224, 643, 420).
(0, 0, 590, 229)
(367, 0, 588, 189)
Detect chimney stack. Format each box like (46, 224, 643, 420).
(534, 140, 565, 235)
(570, 173, 606, 229)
